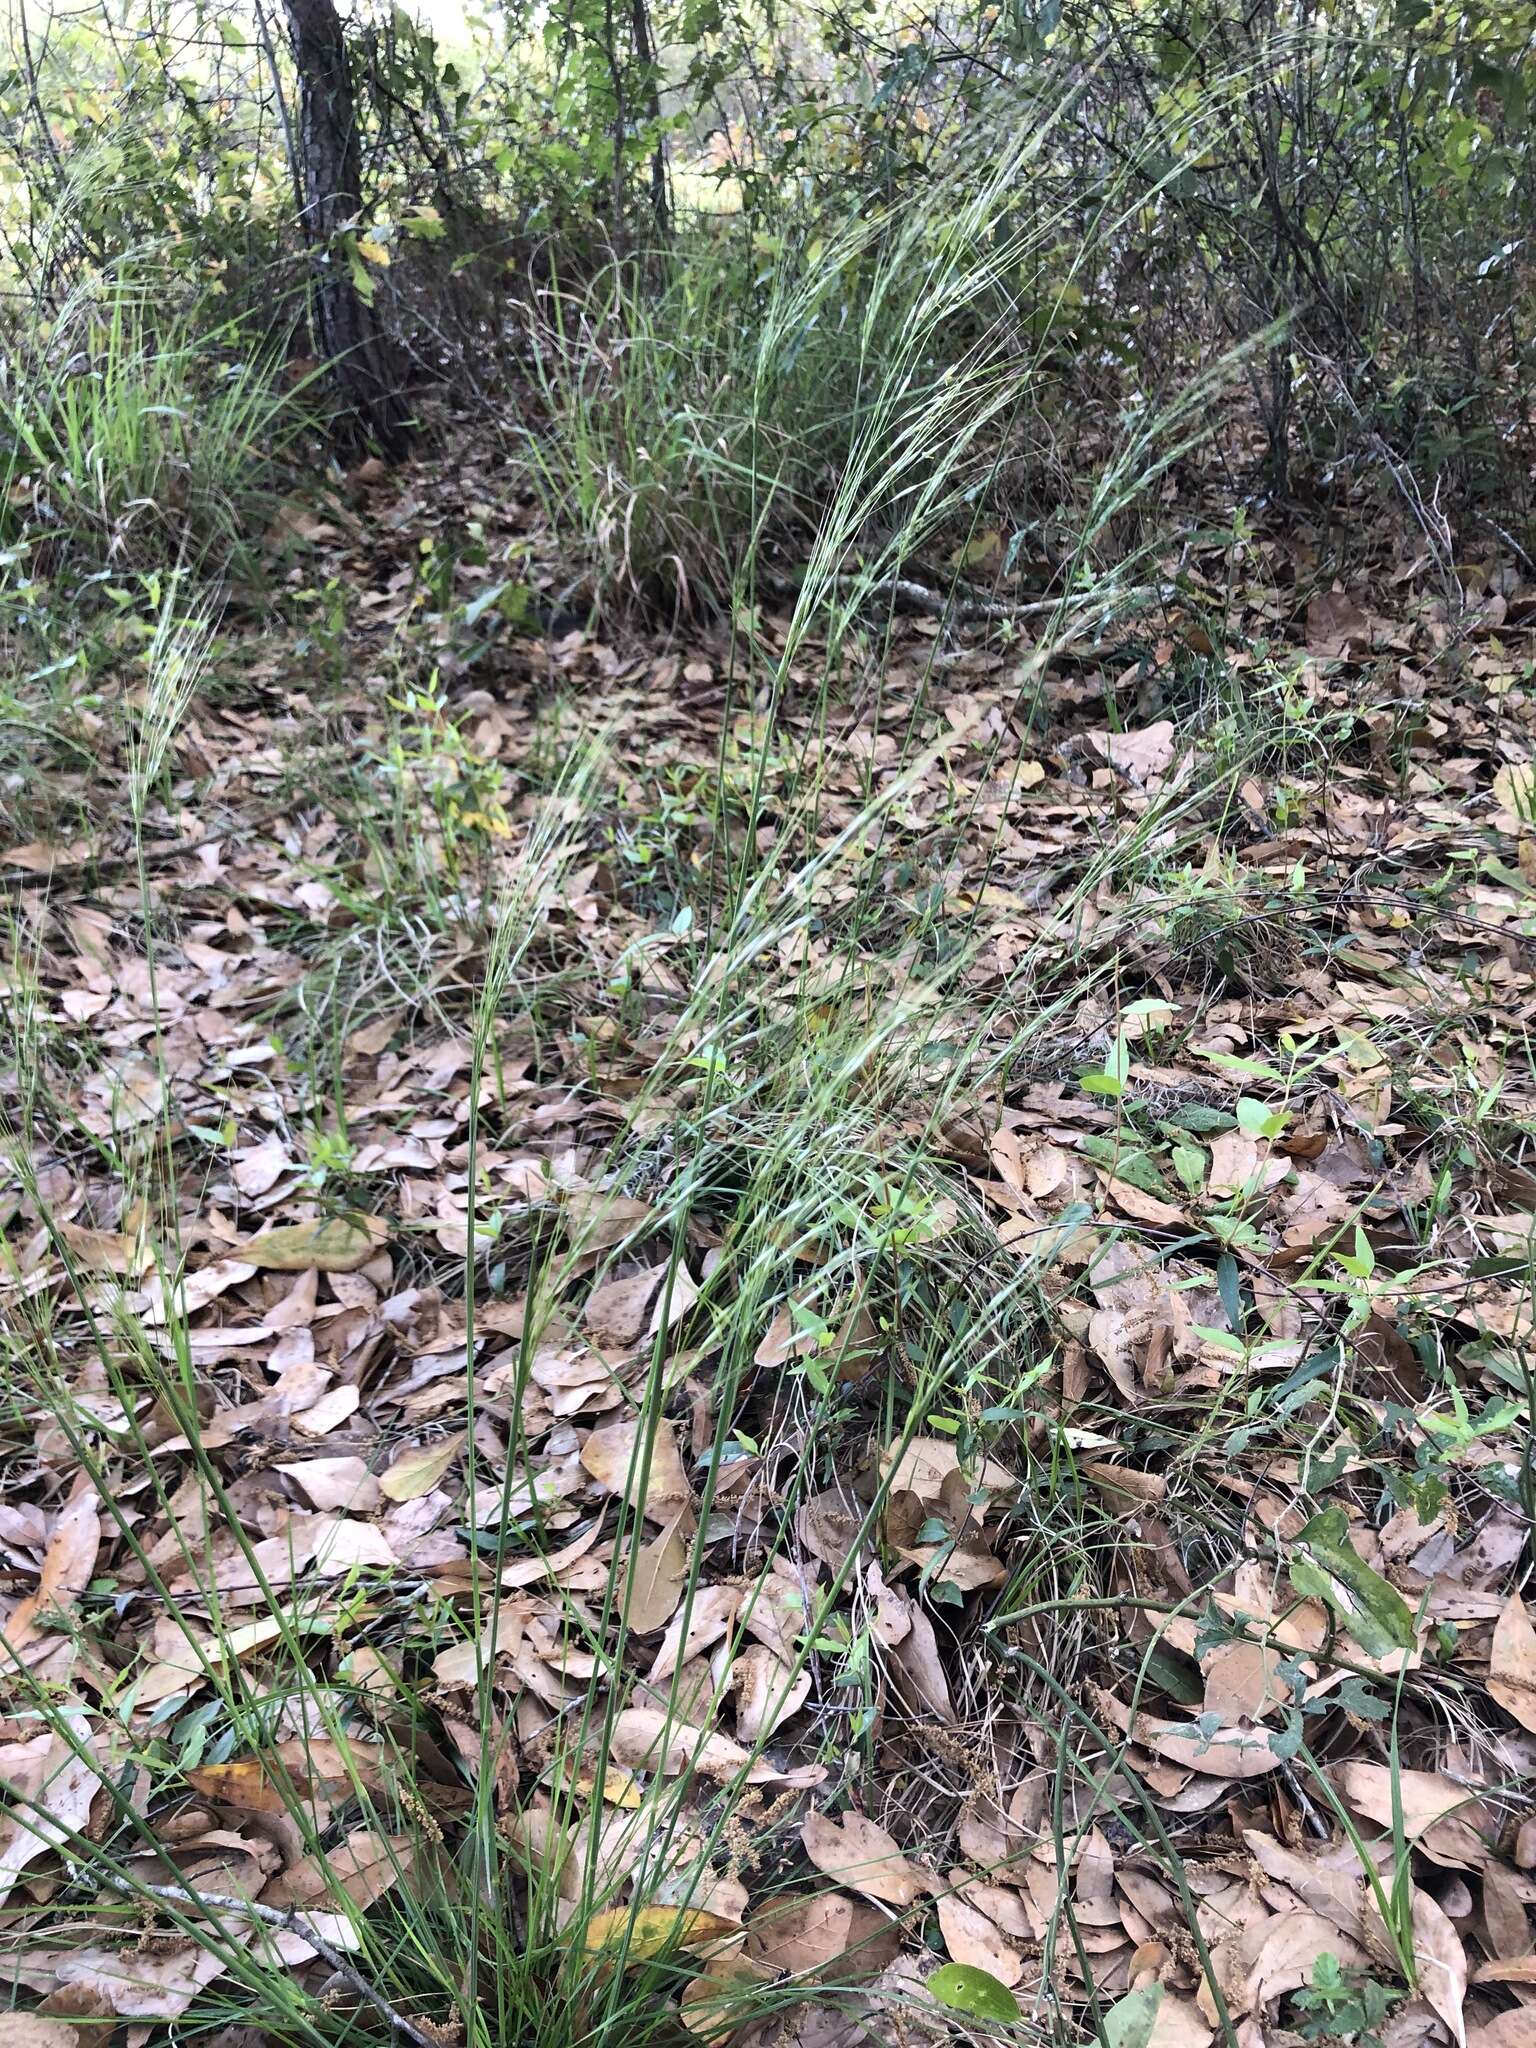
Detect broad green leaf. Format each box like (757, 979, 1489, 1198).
(1335, 1224, 1376, 1280)
(1236, 1096, 1286, 1138)
(1080, 1071, 1124, 1098)
(1293, 1507, 1416, 1658)
(928, 1964, 1020, 2023)
(1171, 1143, 1206, 1191)
(1100, 1981, 1163, 2048)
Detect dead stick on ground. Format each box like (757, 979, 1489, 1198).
(761, 570, 1161, 627)
(761, 570, 1063, 621)
(101, 1875, 446, 2048)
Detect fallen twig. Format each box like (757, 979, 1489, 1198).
(101, 1875, 448, 2048)
(760, 569, 1065, 622)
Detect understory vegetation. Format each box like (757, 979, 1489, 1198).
(1, 0, 1535, 2045)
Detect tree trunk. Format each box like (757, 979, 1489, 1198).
(282, 0, 411, 457)
(629, 0, 670, 242)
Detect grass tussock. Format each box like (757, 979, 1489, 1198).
(2, 280, 307, 576)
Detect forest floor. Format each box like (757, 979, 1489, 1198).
(3, 434, 1536, 2048)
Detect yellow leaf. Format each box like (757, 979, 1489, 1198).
(379, 1432, 465, 1502)
(356, 238, 392, 266)
(949, 528, 1000, 568)
(577, 1905, 738, 1968)
(551, 1758, 646, 1809)
(243, 1213, 387, 1273)
(1493, 763, 1536, 826)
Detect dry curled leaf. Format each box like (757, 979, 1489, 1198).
(608, 1708, 823, 1788)
(0, 1490, 100, 1661)
(0, 1722, 101, 1907)
(1334, 1762, 1493, 1868)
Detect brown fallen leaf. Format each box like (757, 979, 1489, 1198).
(585, 1267, 663, 1347)
(879, 1437, 1016, 1508)
(887, 1601, 955, 1723)
(0, 2022, 81, 2048)
(233, 1133, 295, 1197)
(276, 1456, 382, 1513)
(622, 1511, 690, 1633)
(263, 1828, 415, 1915)
(1481, 1864, 1532, 1960)
(744, 1892, 900, 1980)
(1243, 1828, 1378, 1942)
(581, 1416, 694, 1526)
(291, 1384, 361, 1437)
(562, 1189, 655, 1252)
(432, 1603, 532, 1687)
(680, 1954, 773, 2038)
(649, 1262, 700, 1338)
(1469, 2014, 1536, 2048)
(1203, 1909, 1369, 2026)
(306, 1517, 399, 1573)
(732, 1645, 811, 1743)
(649, 1584, 741, 1682)
(57, 1222, 146, 1276)
(1490, 1594, 1536, 1735)
(936, 1869, 1032, 1987)
(1146, 1992, 1213, 2048)
(796, 1487, 868, 1573)
(936, 1891, 1025, 1986)
(114, 1825, 281, 1908)
(1202, 1640, 1286, 1725)
(957, 1790, 1031, 1872)
(28, 1942, 233, 2020)
(1096, 1689, 1285, 1778)
(1085, 719, 1177, 781)
(800, 1810, 933, 1908)
(1307, 588, 1372, 658)
(186, 1737, 388, 1814)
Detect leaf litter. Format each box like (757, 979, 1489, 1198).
(2, 449, 1536, 2048)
